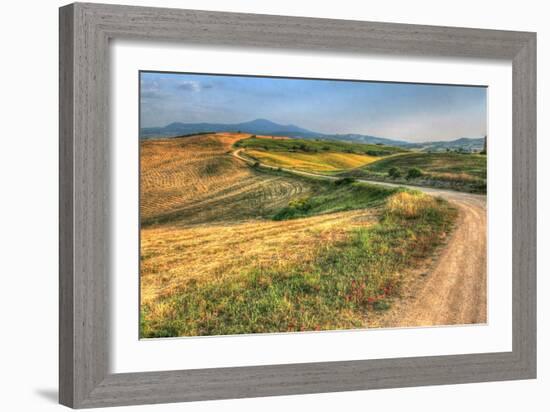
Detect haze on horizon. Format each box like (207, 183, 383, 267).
(140, 71, 487, 143)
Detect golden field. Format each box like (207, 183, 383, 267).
(141, 210, 374, 306)
(140, 133, 377, 305)
(245, 149, 379, 173)
(140, 132, 457, 337)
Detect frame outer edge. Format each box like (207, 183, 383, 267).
(61, 3, 111, 408)
(59, 3, 75, 408)
(512, 33, 537, 377)
(79, 2, 529, 59)
(58, 2, 537, 408)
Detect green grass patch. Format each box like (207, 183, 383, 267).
(363, 152, 486, 178)
(235, 137, 406, 156)
(272, 180, 394, 220)
(140, 190, 457, 337)
(341, 152, 487, 193)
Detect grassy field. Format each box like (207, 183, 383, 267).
(235, 136, 405, 174)
(245, 149, 379, 172)
(340, 152, 487, 193)
(140, 132, 458, 337)
(140, 132, 316, 227)
(235, 136, 407, 156)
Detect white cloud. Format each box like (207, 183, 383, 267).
(177, 80, 201, 92)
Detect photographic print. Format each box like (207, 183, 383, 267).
(139, 72, 487, 338)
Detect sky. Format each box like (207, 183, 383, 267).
(140, 71, 487, 142)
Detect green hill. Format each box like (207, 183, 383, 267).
(340, 152, 487, 193)
(234, 136, 407, 156)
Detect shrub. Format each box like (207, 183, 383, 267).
(334, 177, 356, 186)
(388, 167, 402, 179)
(272, 197, 313, 220)
(288, 197, 312, 211)
(406, 167, 423, 179)
(252, 161, 260, 168)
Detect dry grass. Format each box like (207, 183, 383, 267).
(141, 209, 375, 305)
(245, 149, 378, 172)
(255, 135, 291, 140)
(429, 171, 480, 183)
(385, 191, 440, 219)
(139, 132, 457, 337)
(140, 133, 314, 226)
(140, 132, 378, 305)
(343, 151, 487, 193)
(140, 133, 249, 221)
(141, 183, 456, 337)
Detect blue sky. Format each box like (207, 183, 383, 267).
(140, 72, 487, 142)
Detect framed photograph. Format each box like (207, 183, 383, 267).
(59, 2, 536, 408)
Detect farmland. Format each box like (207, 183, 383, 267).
(244, 149, 379, 173)
(234, 136, 401, 173)
(140, 132, 465, 337)
(235, 136, 406, 156)
(340, 152, 487, 193)
(235, 136, 486, 193)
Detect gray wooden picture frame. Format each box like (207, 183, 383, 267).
(59, 2, 537, 409)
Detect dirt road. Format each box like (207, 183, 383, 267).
(232, 148, 487, 327)
(376, 190, 486, 327)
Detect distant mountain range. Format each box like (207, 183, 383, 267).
(140, 118, 485, 152)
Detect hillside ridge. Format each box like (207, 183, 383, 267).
(140, 118, 484, 152)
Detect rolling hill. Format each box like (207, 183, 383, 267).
(234, 136, 406, 155)
(235, 136, 406, 174)
(401, 137, 486, 153)
(340, 152, 487, 193)
(139, 132, 459, 337)
(140, 118, 484, 152)
(140, 118, 312, 139)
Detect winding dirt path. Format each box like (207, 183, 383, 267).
(232, 148, 487, 327)
(376, 191, 486, 327)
